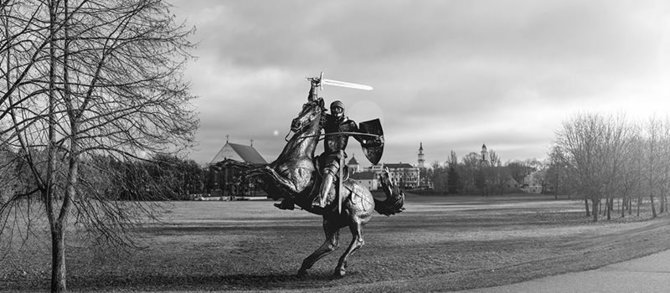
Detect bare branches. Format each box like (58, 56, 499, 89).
(553, 113, 670, 221)
(1, 0, 196, 291)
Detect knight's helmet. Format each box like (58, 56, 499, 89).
(330, 100, 345, 117)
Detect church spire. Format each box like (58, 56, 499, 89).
(481, 143, 488, 164)
(418, 142, 425, 169)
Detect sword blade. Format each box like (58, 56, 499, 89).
(322, 79, 373, 91)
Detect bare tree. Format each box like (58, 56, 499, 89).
(0, 0, 196, 292)
(615, 127, 643, 218)
(658, 117, 670, 214)
(447, 150, 460, 194)
(545, 145, 572, 199)
(506, 160, 536, 187)
(556, 113, 630, 222)
(486, 150, 507, 195)
(642, 117, 661, 218)
(461, 152, 481, 194)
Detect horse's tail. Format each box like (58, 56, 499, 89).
(374, 168, 405, 216)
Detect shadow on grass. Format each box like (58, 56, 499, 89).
(64, 271, 353, 291)
(2, 272, 351, 291)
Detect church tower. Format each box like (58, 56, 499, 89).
(481, 143, 488, 165)
(418, 142, 425, 169)
(347, 155, 360, 173)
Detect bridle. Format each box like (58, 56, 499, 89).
(285, 101, 325, 142)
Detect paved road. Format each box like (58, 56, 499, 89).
(459, 249, 670, 293)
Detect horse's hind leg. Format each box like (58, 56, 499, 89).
(297, 218, 340, 276)
(334, 218, 365, 277)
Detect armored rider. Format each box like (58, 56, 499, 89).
(275, 78, 381, 211)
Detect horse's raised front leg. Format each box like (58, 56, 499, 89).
(334, 217, 365, 277)
(297, 218, 341, 277)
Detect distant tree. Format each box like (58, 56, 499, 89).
(555, 113, 630, 222)
(642, 117, 662, 218)
(506, 160, 536, 186)
(0, 1, 196, 291)
(614, 127, 643, 218)
(486, 151, 508, 195)
(660, 118, 670, 213)
(447, 164, 460, 194)
(448, 150, 458, 166)
(146, 154, 203, 200)
(445, 150, 461, 194)
(545, 146, 571, 199)
(0, 142, 15, 204)
(461, 152, 481, 194)
(430, 161, 448, 193)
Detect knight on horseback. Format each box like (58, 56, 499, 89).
(275, 78, 382, 211)
(216, 73, 403, 277)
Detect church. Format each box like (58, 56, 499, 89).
(207, 138, 267, 198)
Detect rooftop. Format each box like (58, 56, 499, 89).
(210, 142, 267, 165)
(350, 171, 377, 180)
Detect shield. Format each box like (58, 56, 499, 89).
(358, 119, 384, 165)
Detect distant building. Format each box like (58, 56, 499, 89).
(208, 140, 267, 197)
(481, 143, 488, 165)
(346, 155, 361, 173)
(417, 142, 425, 169)
(505, 177, 520, 190)
(521, 171, 543, 194)
(370, 163, 420, 189)
(350, 171, 379, 191)
(417, 142, 433, 189)
(210, 141, 267, 165)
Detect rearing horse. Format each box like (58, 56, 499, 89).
(216, 97, 404, 277)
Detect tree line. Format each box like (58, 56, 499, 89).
(0, 149, 225, 204)
(427, 149, 541, 196)
(548, 113, 670, 222)
(426, 112, 670, 223)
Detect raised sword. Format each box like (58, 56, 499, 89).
(309, 72, 374, 91)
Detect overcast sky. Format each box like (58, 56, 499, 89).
(170, 0, 670, 167)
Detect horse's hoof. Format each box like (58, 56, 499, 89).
(333, 269, 346, 278)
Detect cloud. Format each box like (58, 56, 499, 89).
(170, 0, 670, 166)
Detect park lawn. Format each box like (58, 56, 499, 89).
(2, 193, 670, 292)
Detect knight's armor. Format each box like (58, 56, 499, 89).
(313, 107, 364, 209)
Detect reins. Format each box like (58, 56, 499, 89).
(286, 132, 381, 142)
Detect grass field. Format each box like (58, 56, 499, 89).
(2, 193, 670, 292)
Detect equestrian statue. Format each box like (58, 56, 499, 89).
(215, 73, 404, 277)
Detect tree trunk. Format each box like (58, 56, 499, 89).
(584, 197, 590, 217)
(47, 0, 63, 290)
(606, 198, 611, 220)
(637, 196, 641, 216)
(660, 193, 666, 214)
(554, 170, 559, 200)
(591, 198, 599, 222)
(50, 225, 66, 292)
(650, 193, 657, 218)
(663, 167, 668, 214)
(601, 198, 605, 216)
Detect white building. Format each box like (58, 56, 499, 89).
(521, 171, 544, 194)
(367, 163, 420, 189)
(350, 171, 379, 191)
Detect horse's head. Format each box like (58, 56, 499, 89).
(291, 98, 325, 132)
